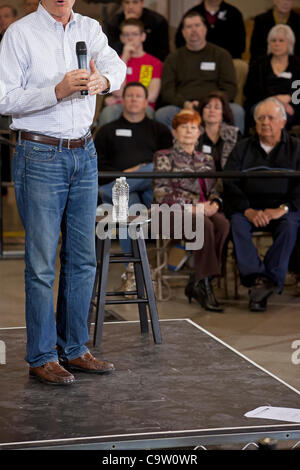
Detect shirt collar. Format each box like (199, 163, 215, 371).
(37, 2, 76, 30)
(254, 129, 287, 147)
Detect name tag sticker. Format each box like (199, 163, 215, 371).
(202, 145, 212, 154)
(116, 129, 132, 137)
(127, 67, 133, 75)
(200, 62, 216, 71)
(278, 72, 292, 79)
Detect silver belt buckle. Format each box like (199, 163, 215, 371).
(67, 138, 71, 150)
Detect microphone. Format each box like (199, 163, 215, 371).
(76, 41, 88, 96)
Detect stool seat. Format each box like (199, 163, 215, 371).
(92, 215, 162, 346)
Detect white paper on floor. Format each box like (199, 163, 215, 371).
(245, 406, 300, 423)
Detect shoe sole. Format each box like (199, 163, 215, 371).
(60, 363, 115, 374)
(29, 371, 75, 385)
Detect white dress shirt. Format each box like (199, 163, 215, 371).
(0, 4, 126, 138)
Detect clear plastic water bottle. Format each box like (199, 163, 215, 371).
(112, 177, 129, 222)
(118, 176, 129, 222)
(112, 178, 121, 222)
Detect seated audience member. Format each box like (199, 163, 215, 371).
(198, 91, 241, 173)
(223, 97, 300, 312)
(0, 4, 17, 40)
(250, 0, 300, 62)
(96, 82, 172, 290)
(175, 0, 246, 60)
(107, 0, 169, 62)
(244, 24, 300, 130)
(99, 18, 162, 127)
(153, 110, 230, 313)
(22, 0, 39, 15)
(155, 11, 245, 134)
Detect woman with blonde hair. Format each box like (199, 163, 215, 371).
(153, 109, 230, 312)
(245, 24, 300, 129)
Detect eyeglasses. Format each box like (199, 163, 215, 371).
(121, 32, 142, 38)
(256, 115, 280, 122)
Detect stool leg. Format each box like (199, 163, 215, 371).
(94, 237, 111, 347)
(88, 235, 102, 334)
(131, 239, 149, 335)
(137, 237, 162, 344)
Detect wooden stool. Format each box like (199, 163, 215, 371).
(93, 215, 162, 347)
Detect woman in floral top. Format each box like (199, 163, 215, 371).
(153, 109, 230, 312)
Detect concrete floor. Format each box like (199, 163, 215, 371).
(1, 188, 300, 397)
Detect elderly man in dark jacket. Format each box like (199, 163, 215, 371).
(224, 97, 300, 311)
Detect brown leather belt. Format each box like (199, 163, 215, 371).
(20, 131, 92, 149)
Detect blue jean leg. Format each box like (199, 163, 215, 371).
(13, 138, 98, 367)
(231, 212, 300, 290)
(155, 105, 181, 131)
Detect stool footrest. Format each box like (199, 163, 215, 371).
(105, 299, 148, 304)
(105, 257, 141, 264)
(106, 291, 138, 296)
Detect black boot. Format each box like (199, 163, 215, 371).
(185, 275, 224, 313)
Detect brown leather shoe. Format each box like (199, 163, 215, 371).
(61, 352, 115, 374)
(29, 361, 75, 385)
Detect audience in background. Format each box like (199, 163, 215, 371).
(22, 0, 39, 15)
(153, 109, 230, 313)
(155, 11, 245, 134)
(175, 0, 246, 60)
(96, 82, 172, 291)
(250, 0, 300, 62)
(107, 0, 169, 62)
(0, 4, 17, 40)
(245, 24, 300, 131)
(224, 98, 300, 312)
(99, 18, 162, 127)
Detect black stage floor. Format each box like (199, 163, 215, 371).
(1, 319, 300, 450)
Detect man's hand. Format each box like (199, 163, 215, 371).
(121, 43, 135, 63)
(123, 164, 142, 173)
(263, 207, 286, 220)
(55, 69, 90, 100)
(244, 208, 271, 227)
(184, 100, 199, 110)
(203, 201, 219, 217)
(55, 60, 109, 100)
(87, 59, 109, 95)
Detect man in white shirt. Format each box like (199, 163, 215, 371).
(0, 0, 126, 385)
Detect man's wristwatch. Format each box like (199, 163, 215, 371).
(279, 204, 289, 213)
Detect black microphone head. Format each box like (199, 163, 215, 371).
(76, 41, 87, 54)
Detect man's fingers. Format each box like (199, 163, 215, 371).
(89, 58, 96, 73)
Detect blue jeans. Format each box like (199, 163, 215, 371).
(230, 211, 300, 290)
(100, 162, 153, 254)
(155, 103, 245, 135)
(13, 136, 98, 367)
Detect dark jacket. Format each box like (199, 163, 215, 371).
(175, 1, 245, 59)
(223, 130, 300, 216)
(96, 115, 172, 185)
(250, 8, 300, 62)
(107, 7, 169, 62)
(244, 54, 300, 112)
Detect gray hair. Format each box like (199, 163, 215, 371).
(267, 24, 295, 55)
(254, 97, 287, 122)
